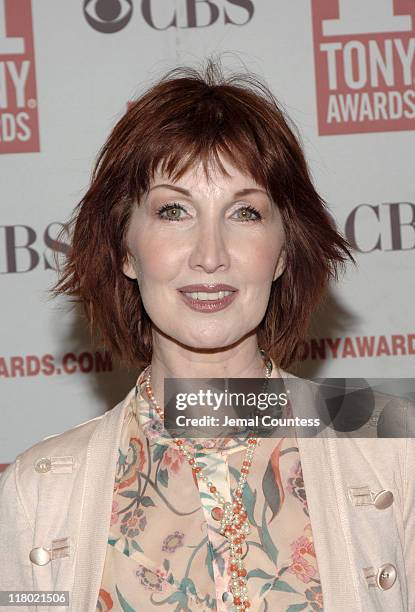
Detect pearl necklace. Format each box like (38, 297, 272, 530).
(141, 355, 272, 611)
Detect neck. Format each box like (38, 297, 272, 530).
(145, 330, 280, 408)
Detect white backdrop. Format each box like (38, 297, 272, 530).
(1, 0, 414, 466)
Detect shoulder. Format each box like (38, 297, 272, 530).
(2, 384, 135, 489)
(0, 385, 136, 534)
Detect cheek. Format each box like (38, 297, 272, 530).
(237, 235, 282, 281)
(134, 234, 184, 286)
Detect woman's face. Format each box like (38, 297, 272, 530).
(123, 156, 286, 351)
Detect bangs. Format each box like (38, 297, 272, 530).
(147, 136, 268, 192)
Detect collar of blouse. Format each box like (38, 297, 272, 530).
(130, 368, 254, 457)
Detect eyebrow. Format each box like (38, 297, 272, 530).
(148, 184, 269, 198)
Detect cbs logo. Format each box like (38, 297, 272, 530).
(83, 0, 254, 33)
(83, 0, 133, 33)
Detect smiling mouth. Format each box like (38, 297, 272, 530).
(177, 284, 238, 312)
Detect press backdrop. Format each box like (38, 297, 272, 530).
(1, 0, 414, 465)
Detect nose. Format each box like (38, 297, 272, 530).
(188, 216, 231, 274)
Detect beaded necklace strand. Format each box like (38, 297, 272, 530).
(141, 356, 272, 611)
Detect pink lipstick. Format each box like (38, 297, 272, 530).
(177, 284, 238, 312)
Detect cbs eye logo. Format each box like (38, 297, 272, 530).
(83, 0, 133, 33)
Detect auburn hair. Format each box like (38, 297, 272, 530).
(50, 58, 355, 370)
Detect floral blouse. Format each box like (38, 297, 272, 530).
(96, 371, 324, 612)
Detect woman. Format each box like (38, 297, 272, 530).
(0, 60, 413, 612)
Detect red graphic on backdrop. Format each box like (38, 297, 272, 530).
(299, 332, 415, 360)
(311, 0, 415, 135)
(0, 0, 39, 153)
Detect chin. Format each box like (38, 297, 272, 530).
(178, 328, 244, 351)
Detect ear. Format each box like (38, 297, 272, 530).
(122, 252, 138, 280)
(273, 247, 286, 282)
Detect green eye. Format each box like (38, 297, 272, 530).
(166, 207, 181, 219)
(233, 206, 262, 221)
(157, 203, 186, 221)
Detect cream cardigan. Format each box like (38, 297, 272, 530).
(0, 373, 414, 611)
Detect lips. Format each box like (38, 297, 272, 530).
(177, 284, 238, 312)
